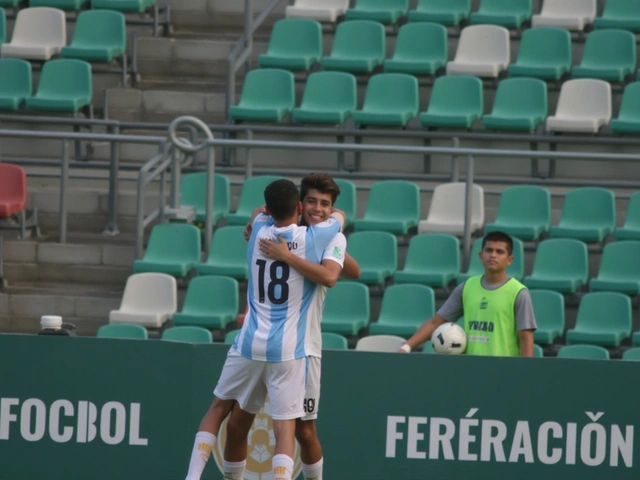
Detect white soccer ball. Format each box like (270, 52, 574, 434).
(431, 323, 467, 355)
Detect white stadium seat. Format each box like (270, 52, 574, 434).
(546, 79, 611, 134)
(355, 335, 406, 353)
(446, 25, 510, 78)
(418, 182, 485, 236)
(1, 7, 66, 60)
(109, 273, 177, 328)
(531, 0, 596, 31)
(285, 0, 349, 22)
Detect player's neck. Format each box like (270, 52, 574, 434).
(483, 270, 508, 284)
(273, 214, 300, 228)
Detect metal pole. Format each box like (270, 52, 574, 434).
(204, 144, 215, 256)
(170, 148, 181, 209)
(135, 170, 145, 259)
(462, 154, 474, 271)
(244, 130, 254, 178)
(105, 125, 120, 235)
(451, 137, 460, 182)
(59, 140, 69, 244)
(245, 0, 253, 68)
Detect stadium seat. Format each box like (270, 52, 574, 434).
(320, 20, 385, 73)
(0, 8, 5, 44)
(30, 0, 88, 10)
(507, 27, 571, 81)
(258, 19, 322, 71)
(25, 59, 92, 114)
(0, 59, 31, 111)
(557, 344, 610, 360)
(446, 25, 510, 78)
(322, 332, 349, 350)
(589, 241, 640, 295)
(614, 191, 640, 240)
(133, 223, 201, 278)
(408, 0, 470, 26)
(352, 74, 419, 127)
(228, 69, 295, 122)
(530, 290, 565, 345)
(345, 0, 409, 25)
(545, 79, 611, 134)
(172, 276, 239, 330)
(109, 273, 177, 328)
(369, 284, 435, 337)
(224, 329, 240, 345)
(1, 7, 66, 60)
(196, 226, 249, 280)
(0, 0, 19, 6)
(418, 182, 484, 235)
(532, 344, 544, 358)
(549, 187, 616, 242)
(566, 292, 632, 347)
(180, 172, 231, 224)
(394, 234, 460, 287)
(321, 281, 370, 335)
(355, 335, 406, 352)
(470, 0, 532, 29)
(572, 29, 636, 82)
(383, 22, 447, 76)
(60, 10, 126, 62)
(482, 78, 547, 132)
(457, 236, 525, 283)
(96, 323, 148, 340)
(91, 0, 155, 13)
(292, 71, 357, 125)
(346, 231, 398, 285)
(225, 175, 285, 226)
(353, 180, 420, 234)
(531, 0, 596, 31)
(610, 83, 640, 134)
(419, 75, 483, 129)
(333, 178, 357, 227)
(0, 163, 27, 218)
(484, 185, 551, 240)
(523, 239, 589, 293)
(161, 326, 213, 343)
(594, 0, 640, 33)
(285, 0, 349, 22)
(622, 347, 640, 360)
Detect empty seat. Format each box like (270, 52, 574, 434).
(228, 69, 295, 122)
(356, 334, 406, 352)
(557, 344, 610, 360)
(25, 59, 92, 113)
(0, 163, 26, 218)
(589, 241, 640, 295)
(258, 19, 322, 71)
(572, 29, 636, 82)
(408, 0, 470, 26)
(133, 223, 201, 278)
(610, 82, 640, 134)
(545, 79, 611, 134)
(457, 236, 525, 283)
(566, 292, 632, 347)
(30, 0, 88, 11)
(484, 185, 551, 240)
(352, 74, 419, 127)
(334, 178, 357, 227)
(594, 0, 640, 33)
(320, 20, 385, 73)
(0, 0, 19, 6)
(419, 75, 483, 129)
(292, 71, 357, 125)
(161, 326, 213, 343)
(1, 7, 66, 60)
(394, 234, 460, 287)
(224, 329, 240, 345)
(172, 276, 239, 330)
(345, 0, 409, 25)
(96, 323, 148, 340)
(322, 332, 348, 350)
(353, 180, 420, 234)
(369, 284, 435, 337)
(532, 0, 596, 31)
(196, 226, 249, 280)
(321, 281, 370, 335)
(418, 182, 484, 235)
(285, 0, 349, 22)
(446, 25, 510, 78)
(614, 191, 640, 240)
(483, 78, 547, 132)
(0, 7, 6, 44)
(347, 231, 398, 285)
(384, 22, 447, 76)
(180, 172, 231, 224)
(507, 27, 571, 81)
(523, 239, 588, 293)
(533, 344, 544, 357)
(622, 347, 640, 360)
(549, 187, 616, 242)
(91, 0, 155, 12)
(470, 0, 532, 29)
(530, 290, 565, 345)
(226, 175, 285, 226)
(109, 273, 177, 328)
(60, 10, 126, 62)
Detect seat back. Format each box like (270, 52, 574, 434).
(348, 231, 398, 270)
(0, 163, 27, 211)
(493, 185, 551, 228)
(143, 223, 201, 262)
(558, 187, 616, 230)
(298, 71, 357, 112)
(236, 69, 295, 109)
(182, 275, 239, 314)
(557, 344, 609, 360)
(180, 172, 231, 220)
(530, 289, 565, 334)
(415, 0, 471, 13)
(321, 332, 348, 349)
(426, 182, 485, 225)
(224, 328, 241, 344)
(205, 226, 249, 268)
(392, 22, 447, 61)
(361, 73, 419, 115)
(377, 284, 435, 324)
(161, 326, 213, 343)
(322, 282, 370, 322)
(97, 323, 148, 339)
(530, 239, 588, 278)
(71, 9, 125, 50)
(355, 334, 406, 352)
(427, 75, 483, 115)
(0, 58, 32, 99)
(600, 0, 640, 18)
(622, 191, 640, 229)
(265, 18, 322, 57)
(513, 27, 571, 68)
(477, 0, 531, 14)
(404, 234, 460, 272)
(11, 7, 66, 46)
(333, 178, 357, 226)
(119, 273, 177, 314)
(490, 78, 548, 118)
(454, 24, 509, 64)
(533, 344, 544, 357)
(0, 7, 5, 44)
(363, 180, 420, 221)
(580, 28, 636, 68)
(292, 0, 349, 7)
(540, 0, 596, 17)
(622, 347, 640, 360)
(233, 175, 286, 220)
(596, 241, 640, 280)
(616, 82, 640, 122)
(554, 79, 611, 120)
(36, 59, 92, 99)
(329, 20, 385, 58)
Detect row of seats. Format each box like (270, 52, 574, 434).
(0, 0, 156, 13)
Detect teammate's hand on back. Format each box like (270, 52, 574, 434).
(259, 235, 290, 261)
(244, 223, 252, 241)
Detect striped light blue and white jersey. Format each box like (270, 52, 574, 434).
(233, 213, 346, 362)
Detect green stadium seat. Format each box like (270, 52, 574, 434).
(557, 344, 610, 360)
(482, 78, 548, 132)
(352, 74, 419, 127)
(572, 29, 636, 82)
(530, 290, 565, 345)
(566, 292, 632, 347)
(91, 0, 155, 13)
(292, 72, 357, 125)
(354, 180, 420, 234)
(484, 186, 551, 240)
(408, 0, 470, 26)
(347, 231, 398, 285)
(224, 329, 240, 345)
(457, 236, 525, 283)
(321, 281, 370, 335)
(610, 83, 640, 134)
(383, 22, 447, 76)
(0, 58, 31, 110)
(31, 0, 88, 10)
(470, 0, 532, 29)
(258, 19, 322, 71)
(161, 326, 213, 343)
(345, 0, 409, 25)
(622, 347, 640, 360)
(369, 284, 435, 338)
(96, 323, 148, 339)
(419, 75, 483, 129)
(594, 0, 640, 33)
(422, 341, 435, 354)
(507, 27, 572, 81)
(394, 234, 460, 288)
(320, 20, 385, 73)
(133, 223, 201, 278)
(173, 276, 239, 329)
(25, 59, 92, 113)
(522, 239, 588, 293)
(589, 241, 640, 295)
(61, 10, 126, 62)
(180, 172, 231, 224)
(196, 226, 249, 280)
(0, 8, 5, 44)
(614, 192, 640, 240)
(549, 187, 616, 243)
(0, 0, 19, 6)
(228, 69, 295, 122)
(533, 344, 544, 358)
(226, 175, 285, 226)
(334, 178, 357, 228)
(322, 332, 348, 350)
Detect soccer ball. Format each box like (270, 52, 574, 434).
(431, 323, 467, 355)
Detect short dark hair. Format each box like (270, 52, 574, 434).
(264, 179, 300, 221)
(300, 173, 341, 205)
(482, 231, 513, 255)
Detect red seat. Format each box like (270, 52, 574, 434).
(0, 163, 26, 217)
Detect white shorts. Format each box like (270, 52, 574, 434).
(300, 355, 321, 421)
(214, 350, 308, 420)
